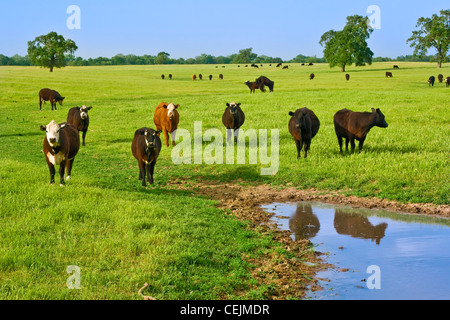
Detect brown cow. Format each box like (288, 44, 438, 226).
(40, 121, 80, 186)
(309, 73, 315, 80)
(445, 77, 450, 87)
(219, 74, 223, 80)
(334, 108, 388, 153)
(437, 74, 443, 83)
(153, 102, 180, 147)
(385, 72, 393, 78)
(255, 76, 274, 92)
(198, 74, 203, 80)
(288, 108, 320, 159)
(222, 102, 245, 143)
(161, 74, 165, 80)
(67, 106, 92, 146)
(345, 74, 350, 81)
(244, 81, 261, 93)
(131, 127, 162, 186)
(168, 74, 172, 80)
(39, 88, 65, 111)
(192, 74, 197, 81)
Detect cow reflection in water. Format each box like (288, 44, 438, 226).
(289, 204, 388, 245)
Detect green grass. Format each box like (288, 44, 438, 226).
(0, 62, 449, 299)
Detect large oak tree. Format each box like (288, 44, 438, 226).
(320, 15, 374, 72)
(27, 32, 78, 72)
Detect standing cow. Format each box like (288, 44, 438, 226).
(153, 102, 180, 147)
(445, 77, 450, 87)
(428, 76, 435, 86)
(132, 127, 162, 186)
(40, 121, 80, 186)
(385, 72, 393, 78)
(39, 88, 65, 111)
(288, 108, 320, 159)
(222, 102, 245, 143)
(67, 106, 92, 146)
(437, 74, 443, 83)
(333, 108, 388, 153)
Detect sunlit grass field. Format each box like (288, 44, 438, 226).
(0, 62, 449, 299)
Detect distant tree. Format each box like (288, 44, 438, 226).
(232, 48, 257, 64)
(155, 52, 170, 64)
(319, 15, 374, 72)
(407, 10, 450, 68)
(111, 54, 127, 65)
(27, 31, 78, 72)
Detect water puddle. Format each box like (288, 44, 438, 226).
(261, 201, 450, 300)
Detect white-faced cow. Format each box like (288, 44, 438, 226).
(40, 121, 80, 186)
(153, 102, 180, 147)
(333, 108, 388, 153)
(67, 105, 92, 146)
(288, 108, 320, 159)
(131, 127, 162, 186)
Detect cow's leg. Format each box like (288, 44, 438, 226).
(345, 138, 350, 152)
(138, 160, 143, 180)
(139, 160, 147, 186)
(304, 140, 311, 158)
(226, 129, 233, 144)
(349, 136, 356, 153)
(39, 98, 42, 111)
(148, 161, 156, 185)
(359, 137, 366, 153)
(171, 130, 177, 147)
(234, 128, 239, 143)
(337, 136, 343, 153)
(82, 131, 87, 146)
(163, 129, 169, 147)
(48, 164, 56, 184)
(295, 139, 302, 159)
(59, 161, 66, 186)
(65, 158, 74, 182)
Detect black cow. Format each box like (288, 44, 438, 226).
(288, 108, 320, 159)
(67, 106, 92, 146)
(222, 102, 245, 143)
(131, 127, 162, 186)
(428, 76, 435, 86)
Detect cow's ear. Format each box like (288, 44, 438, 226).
(376, 108, 381, 113)
(40, 125, 47, 131)
(237, 103, 241, 107)
(226, 103, 230, 107)
(59, 123, 68, 131)
(371, 108, 376, 113)
(175, 104, 179, 109)
(88, 106, 93, 110)
(289, 111, 294, 116)
(138, 129, 146, 135)
(61, 97, 65, 100)
(156, 130, 162, 135)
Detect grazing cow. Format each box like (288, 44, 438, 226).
(39, 88, 65, 111)
(161, 74, 165, 80)
(385, 72, 393, 77)
(333, 108, 388, 153)
(219, 74, 223, 80)
(209, 74, 213, 80)
(153, 102, 180, 147)
(222, 102, 245, 143)
(301, 63, 305, 66)
(40, 121, 80, 186)
(131, 127, 162, 186)
(345, 74, 350, 81)
(255, 76, 274, 92)
(282, 66, 289, 69)
(437, 74, 443, 83)
(393, 65, 399, 69)
(199, 74, 203, 80)
(244, 81, 259, 93)
(445, 77, 450, 87)
(67, 105, 92, 146)
(192, 74, 197, 81)
(169, 74, 172, 80)
(308, 63, 314, 66)
(288, 108, 320, 159)
(276, 63, 282, 67)
(309, 73, 315, 80)
(428, 76, 435, 86)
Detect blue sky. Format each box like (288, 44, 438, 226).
(0, 0, 447, 60)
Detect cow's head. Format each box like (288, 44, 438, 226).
(289, 109, 308, 129)
(56, 97, 65, 105)
(226, 102, 241, 115)
(40, 121, 68, 147)
(371, 108, 389, 128)
(79, 105, 93, 120)
(164, 103, 179, 120)
(139, 128, 162, 150)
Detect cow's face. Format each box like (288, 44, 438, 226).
(372, 108, 389, 128)
(57, 97, 65, 105)
(166, 103, 179, 120)
(40, 121, 67, 147)
(80, 105, 92, 120)
(226, 102, 241, 115)
(289, 110, 307, 129)
(143, 129, 161, 149)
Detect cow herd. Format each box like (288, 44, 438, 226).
(428, 74, 450, 87)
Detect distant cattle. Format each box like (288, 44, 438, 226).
(282, 66, 289, 69)
(251, 64, 259, 68)
(333, 108, 388, 153)
(169, 74, 172, 80)
(445, 77, 450, 87)
(385, 72, 393, 77)
(276, 63, 282, 67)
(39, 88, 65, 111)
(437, 74, 443, 83)
(428, 76, 435, 86)
(301, 63, 305, 66)
(222, 102, 245, 143)
(153, 102, 180, 147)
(131, 127, 162, 187)
(288, 108, 320, 159)
(161, 74, 165, 80)
(219, 74, 223, 80)
(199, 74, 203, 80)
(192, 74, 197, 81)
(255, 76, 274, 92)
(345, 74, 350, 81)
(40, 121, 80, 186)
(67, 106, 92, 146)
(308, 63, 314, 66)
(244, 81, 260, 93)
(309, 73, 315, 80)
(393, 65, 399, 69)
(209, 74, 213, 80)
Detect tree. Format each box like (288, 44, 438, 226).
(407, 10, 450, 68)
(27, 32, 78, 72)
(155, 52, 170, 64)
(232, 48, 257, 64)
(319, 15, 373, 72)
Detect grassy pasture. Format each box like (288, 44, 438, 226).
(0, 62, 449, 299)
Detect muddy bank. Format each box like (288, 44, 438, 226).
(171, 178, 449, 299)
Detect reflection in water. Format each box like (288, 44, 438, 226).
(288, 203, 388, 244)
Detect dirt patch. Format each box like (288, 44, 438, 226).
(171, 178, 449, 299)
